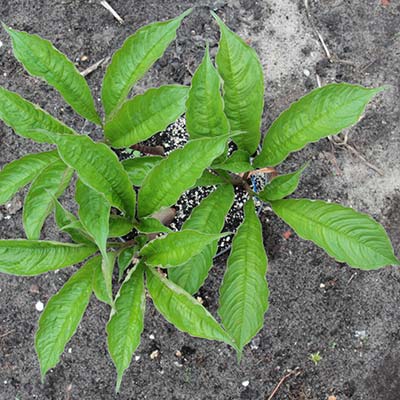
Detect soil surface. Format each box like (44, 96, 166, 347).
(1, 1, 400, 399)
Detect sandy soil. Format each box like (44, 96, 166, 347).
(0, 1, 399, 399)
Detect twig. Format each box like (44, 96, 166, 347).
(100, 0, 124, 24)
(131, 143, 165, 156)
(0, 329, 14, 339)
(267, 368, 301, 400)
(80, 56, 110, 77)
(347, 272, 357, 285)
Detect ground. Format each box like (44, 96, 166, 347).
(0, 1, 399, 399)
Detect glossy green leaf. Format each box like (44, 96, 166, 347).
(105, 85, 189, 148)
(53, 199, 93, 243)
(118, 246, 137, 281)
(193, 169, 227, 187)
(146, 267, 234, 346)
(218, 200, 268, 356)
(52, 134, 136, 219)
(138, 135, 228, 217)
(4, 25, 101, 124)
(91, 255, 112, 305)
(254, 84, 384, 167)
(0, 150, 59, 205)
(258, 164, 307, 202)
(0, 86, 74, 142)
(212, 12, 264, 154)
(134, 218, 171, 234)
(107, 262, 145, 392)
(141, 230, 226, 268)
(35, 259, 94, 379)
(122, 156, 162, 186)
(0, 240, 96, 276)
(271, 199, 399, 269)
(213, 150, 252, 173)
(76, 179, 110, 256)
(54, 201, 93, 245)
(169, 184, 234, 294)
(101, 252, 117, 305)
(101, 9, 191, 116)
(186, 46, 229, 139)
(23, 160, 73, 239)
(109, 215, 134, 238)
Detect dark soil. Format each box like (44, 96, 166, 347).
(1, 1, 400, 399)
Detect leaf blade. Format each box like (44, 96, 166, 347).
(271, 198, 399, 269)
(258, 164, 307, 202)
(75, 179, 110, 256)
(140, 230, 225, 268)
(52, 134, 136, 219)
(0, 240, 97, 275)
(4, 25, 101, 124)
(105, 85, 189, 148)
(23, 160, 73, 239)
(186, 46, 229, 139)
(0, 86, 74, 143)
(0, 150, 59, 205)
(35, 259, 94, 379)
(138, 135, 228, 217)
(101, 9, 191, 116)
(218, 200, 269, 356)
(107, 262, 145, 391)
(212, 12, 264, 154)
(146, 267, 233, 345)
(169, 184, 235, 294)
(254, 84, 383, 167)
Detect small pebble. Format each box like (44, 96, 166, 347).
(35, 301, 44, 312)
(80, 55, 88, 62)
(196, 296, 204, 304)
(320, 283, 326, 288)
(303, 68, 311, 77)
(0, 40, 3, 48)
(150, 350, 159, 360)
(68, 348, 72, 354)
(175, 350, 182, 357)
(173, 361, 183, 368)
(135, 355, 141, 361)
(241, 380, 250, 387)
(149, 334, 155, 340)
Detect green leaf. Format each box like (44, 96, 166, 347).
(101, 252, 117, 305)
(254, 84, 384, 167)
(109, 215, 134, 238)
(0, 240, 96, 276)
(186, 46, 229, 139)
(138, 135, 228, 217)
(192, 169, 227, 187)
(0, 86, 74, 143)
(122, 156, 162, 186)
(212, 12, 264, 154)
(105, 85, 189, 147)
(118, 246, 137, 281)
(23, 160, 73, 239)
(218, 200, 269, 357)
(169, 184, 234, 294)
(0, 150, 59, 205)
(271, 198, 399, 269)
(35, 258, 94, 379)
(107, 262, 145, 392)
(213, 150, 252, 173)
(52, 134, 136, 219)
(258, 164, 307, 202)
(101, 9, 192, 116)
(4, 25, 101, 124)
(76, 179, 110, 256)
(53, 200, 94, 245)
(146, 267, 234, 346)
(134, 217, 171, 234)
(141, 230, 226, 268)
(91, 255, 112, 305)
